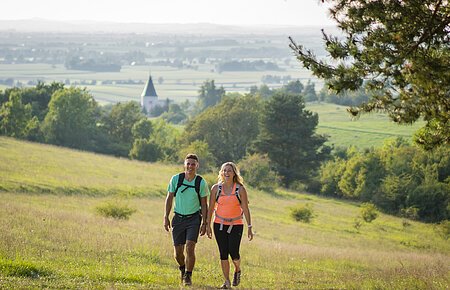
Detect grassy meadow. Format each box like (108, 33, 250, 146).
(306, 103, 424, 149)
(0, 137, 448, 289)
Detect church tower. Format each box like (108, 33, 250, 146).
(141, 75, 159, 114)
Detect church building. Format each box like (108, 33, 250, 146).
(140, 75, 165, 114)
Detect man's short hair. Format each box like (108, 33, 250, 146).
(185, 153, 199, 162)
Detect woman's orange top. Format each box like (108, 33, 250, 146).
(214, 183, 243, 225)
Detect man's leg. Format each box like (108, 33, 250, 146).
(174, 245, 186, 266)
(183, 214, 200, 286)
(185, 240, 196, 271)
(175, 244, 186, 281)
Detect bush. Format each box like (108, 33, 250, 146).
(400, 206, 420, 220)
(0, 258, 50, 278)
(290, 204, 314, 223)
(238, 153, 279, 192)
(96, 201, 136, 220)
(129, 138, 161, 162)
(406, 183, 449, 223)
(360, 202, 378, 223)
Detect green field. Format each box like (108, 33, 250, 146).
(0, 137, 448, 289)
(306, 103, 424, 149)
(0, 62, 319, 104)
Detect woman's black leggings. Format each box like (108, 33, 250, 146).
(213, 223, 243, 260)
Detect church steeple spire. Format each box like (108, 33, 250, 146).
(141, 74, 158, 98)
(140, 72, 160, 115)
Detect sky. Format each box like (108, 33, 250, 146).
(2, 0, 334, 26)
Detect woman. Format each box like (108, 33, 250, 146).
(206, 162, 253, 289)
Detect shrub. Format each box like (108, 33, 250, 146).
(0, 258, 50, 278)
(129, 138, 161, 162)
(238, 153, 279, 192)
(400, 206, 420, 220)
(406, 183, 449, 223)
(96, 201, 136, 220)
(360, 202, 378, 223)
(290, 204, 314, 223)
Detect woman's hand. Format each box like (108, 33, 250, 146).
(248, 227, 253, 241)
(206, 225, 213, 239)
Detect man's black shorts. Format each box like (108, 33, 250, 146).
(171, 212, 201, 246)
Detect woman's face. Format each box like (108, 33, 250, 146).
(222, 164, 235, 182)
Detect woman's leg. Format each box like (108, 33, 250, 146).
(214, 223, 231, 283)
(231, 258, 240, 273)
(229, 225, 243, 286)
(220, 259, 230, 281)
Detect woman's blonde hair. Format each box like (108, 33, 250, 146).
(218, 162, 244, 185)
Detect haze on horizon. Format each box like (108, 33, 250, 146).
(2, 0, 334, 27)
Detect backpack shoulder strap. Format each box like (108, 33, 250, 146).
(216, 183, 223, 203)
(194, 175, 203, 204)
(194, 175, 202, 194)
(173, 172, 185, 197)
(215, 183, 241, 204)
(235, 184, 242, 204)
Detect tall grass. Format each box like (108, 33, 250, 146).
(0, 138, 448, 288)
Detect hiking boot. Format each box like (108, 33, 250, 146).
(219, 280, 231, 289)
(232, 271, 241, 286)
(183, 272, 192, 286)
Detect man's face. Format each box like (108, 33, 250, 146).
(184, 158, 198, 174)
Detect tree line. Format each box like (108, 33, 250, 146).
(0, 80, 448, 222)
(319, 140, 449, 222)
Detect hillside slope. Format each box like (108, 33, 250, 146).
(0, 137, 448, 289)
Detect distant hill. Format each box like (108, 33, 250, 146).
(0, 18, 338, 35)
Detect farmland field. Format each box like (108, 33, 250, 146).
(0, 137, 449, 289)
(306, 103, 424, 149)
(0, 61, 319, 105)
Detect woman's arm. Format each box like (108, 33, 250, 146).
(239, 186, 253, 241)
(206, 184, 218, 239)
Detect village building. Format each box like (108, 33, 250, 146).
(140, 75, 165, 114)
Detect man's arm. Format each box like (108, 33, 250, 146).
(199, 179, 210, 236)
(164, 192, 174, 232)
(199, 195, 208, 236)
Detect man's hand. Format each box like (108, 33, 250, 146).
(200, 223, 207, 236)
(164, 216, 171, 232)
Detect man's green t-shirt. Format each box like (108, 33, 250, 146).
(168, 174, 210, 215)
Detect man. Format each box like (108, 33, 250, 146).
(164, 153, 209, 286)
